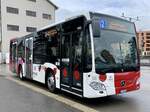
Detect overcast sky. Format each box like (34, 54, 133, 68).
(51, 0, 150, 31)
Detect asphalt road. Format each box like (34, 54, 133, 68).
(0, 64, 150, 112)
(0, 65, 80, 112)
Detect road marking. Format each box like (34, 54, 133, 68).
(6, 76, 99, 112)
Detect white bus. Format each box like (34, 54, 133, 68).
(10, 12, 140, 98)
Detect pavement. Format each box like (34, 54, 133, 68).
(0, 64, 81, 112)
(0, 64, 150, 112)
(0, 77, 81, 112)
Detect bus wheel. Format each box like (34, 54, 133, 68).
(46, 72, 56, 93)
(19, 66, 24, 80)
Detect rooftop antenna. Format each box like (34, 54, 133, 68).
(121, 13, 140, 22)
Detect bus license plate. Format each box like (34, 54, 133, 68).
(120, 90, 127, 94)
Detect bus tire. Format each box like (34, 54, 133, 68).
(19, 65, 24, 80)
(46, 72, 56, 93)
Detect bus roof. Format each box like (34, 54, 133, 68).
(10, 32, 34, 42)
(38, 11, 134, 32)
(38, 11, 91, 32)
(11, 11, 134, 41)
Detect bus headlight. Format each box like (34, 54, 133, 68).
(89, 82, 106, 91)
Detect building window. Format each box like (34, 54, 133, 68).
(7, 25, 19, 31)
(146, 48, 150, 51)
(146, 44, 150, 47)
(146, 40, 150, 43)
(42, 13, 52, 20)
(26, 27, 37, 32)
(146, 33, 150, 36)
(147, 52, 150, 56)
(7, 7, 19, 14)
(26, 10, 36, 17)
(147, 36, 150, 39)
(28, 0, 36, 2)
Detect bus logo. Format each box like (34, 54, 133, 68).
(121, 80, 126, 87)
(99, 19, 107, 29)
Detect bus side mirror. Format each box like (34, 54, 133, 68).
(85, 20, 92, 27)
(85, 20, 100, 37)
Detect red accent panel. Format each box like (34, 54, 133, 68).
(99, 74, 107, 82)
(63, 68, 67, 77)
(115, 71, 140, 94)
(73, 71, 80, 80)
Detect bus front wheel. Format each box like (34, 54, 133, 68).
(46, 72, 56, 93)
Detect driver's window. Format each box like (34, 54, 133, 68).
(83, 28, 92, 72)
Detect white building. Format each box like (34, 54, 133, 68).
(0, 0, 58, 63)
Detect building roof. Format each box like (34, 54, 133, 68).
(47, 0, 58, 10)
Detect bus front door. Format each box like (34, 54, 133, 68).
(61, 32, 83, 96)
(61, 34, 71, 87)
(25, 38, 33, 79)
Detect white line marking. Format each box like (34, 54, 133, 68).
(6, 76, 99, 112)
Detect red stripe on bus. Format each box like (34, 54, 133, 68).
(114, 71, 140, 94)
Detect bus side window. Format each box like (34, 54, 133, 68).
(18, 40, 24, 60)
(12, 42, 17, 62)
(46, 32, 60, 64)
(33, 38, 47, 64)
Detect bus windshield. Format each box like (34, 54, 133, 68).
(91, 14, 138, 73)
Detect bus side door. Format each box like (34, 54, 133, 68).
(25, 37, 33, 79)
(11, 41, 17, 73)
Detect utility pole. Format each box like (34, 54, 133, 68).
(121, 13, 140, 22)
